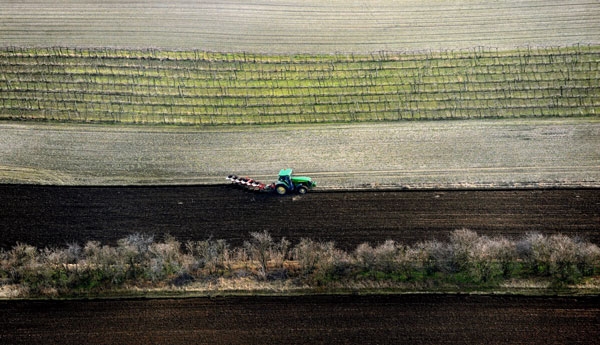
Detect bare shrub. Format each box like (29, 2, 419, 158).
(414, 240, 453, 275)
(65, 242, 82, 265)
(241, 232, 291, 280)
(449, 228, 479, 272)
(292, 238, 349, 284)
(148, 235, 183, 282)
(4, 244, 65, 294)
(547, 234, 580, 283)
(83, 241, 123, 285)
(81, 240, 108, 286)
(244, 231, 274, 280)
(293, 238, 325, 276)
(485, 236, 518, 278)
(185, 240, 216, 272)
(82, 241, 101, 264)
(490, 236, 518, 277)
(374, 240, 399, 273)
(355, 243, 376, 270)
(40, 246, 68, 288)
(355, 240, 399, 273)
(185, 238, 231, 275)
(214, 239, 232, 271)
(517, 232, 550, 275)
(517, 232, 589, 284)
(5, 243, 39, 283)
(117, 233, 154, 281)
(64, 242, 82, 279)
(0, 248, 7, 279)
(230, 246, 249, 267)
(396, 244, 434, 280)
(447, 229, 519, 283)
(468, 236, 507, 283)
(271, 237, 291, 270)
(575, 241, 600, 276)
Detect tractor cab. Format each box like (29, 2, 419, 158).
(275, 168, 316, 195)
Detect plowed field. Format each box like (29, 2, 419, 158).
(2, 186, 599, 344)
(1, 295, 599, 345)
(1, 185, 598, 249)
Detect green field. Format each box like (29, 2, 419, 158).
(1, 46, 599, 125)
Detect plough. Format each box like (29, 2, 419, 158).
(226, 175, 274, 192)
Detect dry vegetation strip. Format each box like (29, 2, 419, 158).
(1, 46, 599, 125)
(1, 230, 599, 298)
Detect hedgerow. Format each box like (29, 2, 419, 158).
(1, 230, 599, 297)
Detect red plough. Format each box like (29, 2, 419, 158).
(226, 175, 274, 192)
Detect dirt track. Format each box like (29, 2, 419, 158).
(1, 185, 598, 249)
(1, 294, 599, 345)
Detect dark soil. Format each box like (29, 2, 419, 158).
(1, 294, 599, 345)
(1, 185, 599, 249)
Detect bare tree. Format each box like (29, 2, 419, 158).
(148, 235, 183, 282)
(185, 238, 231, 275)
(244, 231, 274, 280)
(117, 233, 154, 281)
(575, 240, 600, 276)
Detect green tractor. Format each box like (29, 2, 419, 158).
(227, 168, 316, 195)
(274, 168, 316, 195)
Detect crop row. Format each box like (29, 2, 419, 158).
(3, 53, 597, 75)
(2, 45, 597, 63)
(0, 46, 598, 124)
(3, 98, 592, 125)
(3, 77, 596, 101)
(2, 50, 597, 78)
(3, 69, 596, 91)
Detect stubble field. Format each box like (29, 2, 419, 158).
(1, 118, 598, 188)
(1, 0, 599, 53)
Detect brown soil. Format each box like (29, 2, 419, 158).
(1, 185, 599, 249)
(1, 294, 599, 345)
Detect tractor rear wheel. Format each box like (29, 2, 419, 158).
(297, 186, 308, 194)
(275, 185, 287, 195)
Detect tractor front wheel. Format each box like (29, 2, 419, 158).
(275, 185, 287, 195)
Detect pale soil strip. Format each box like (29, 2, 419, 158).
(0, 118, 598, 188)
(0, 166, 73, 184)
(1, 0, 599, 52)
